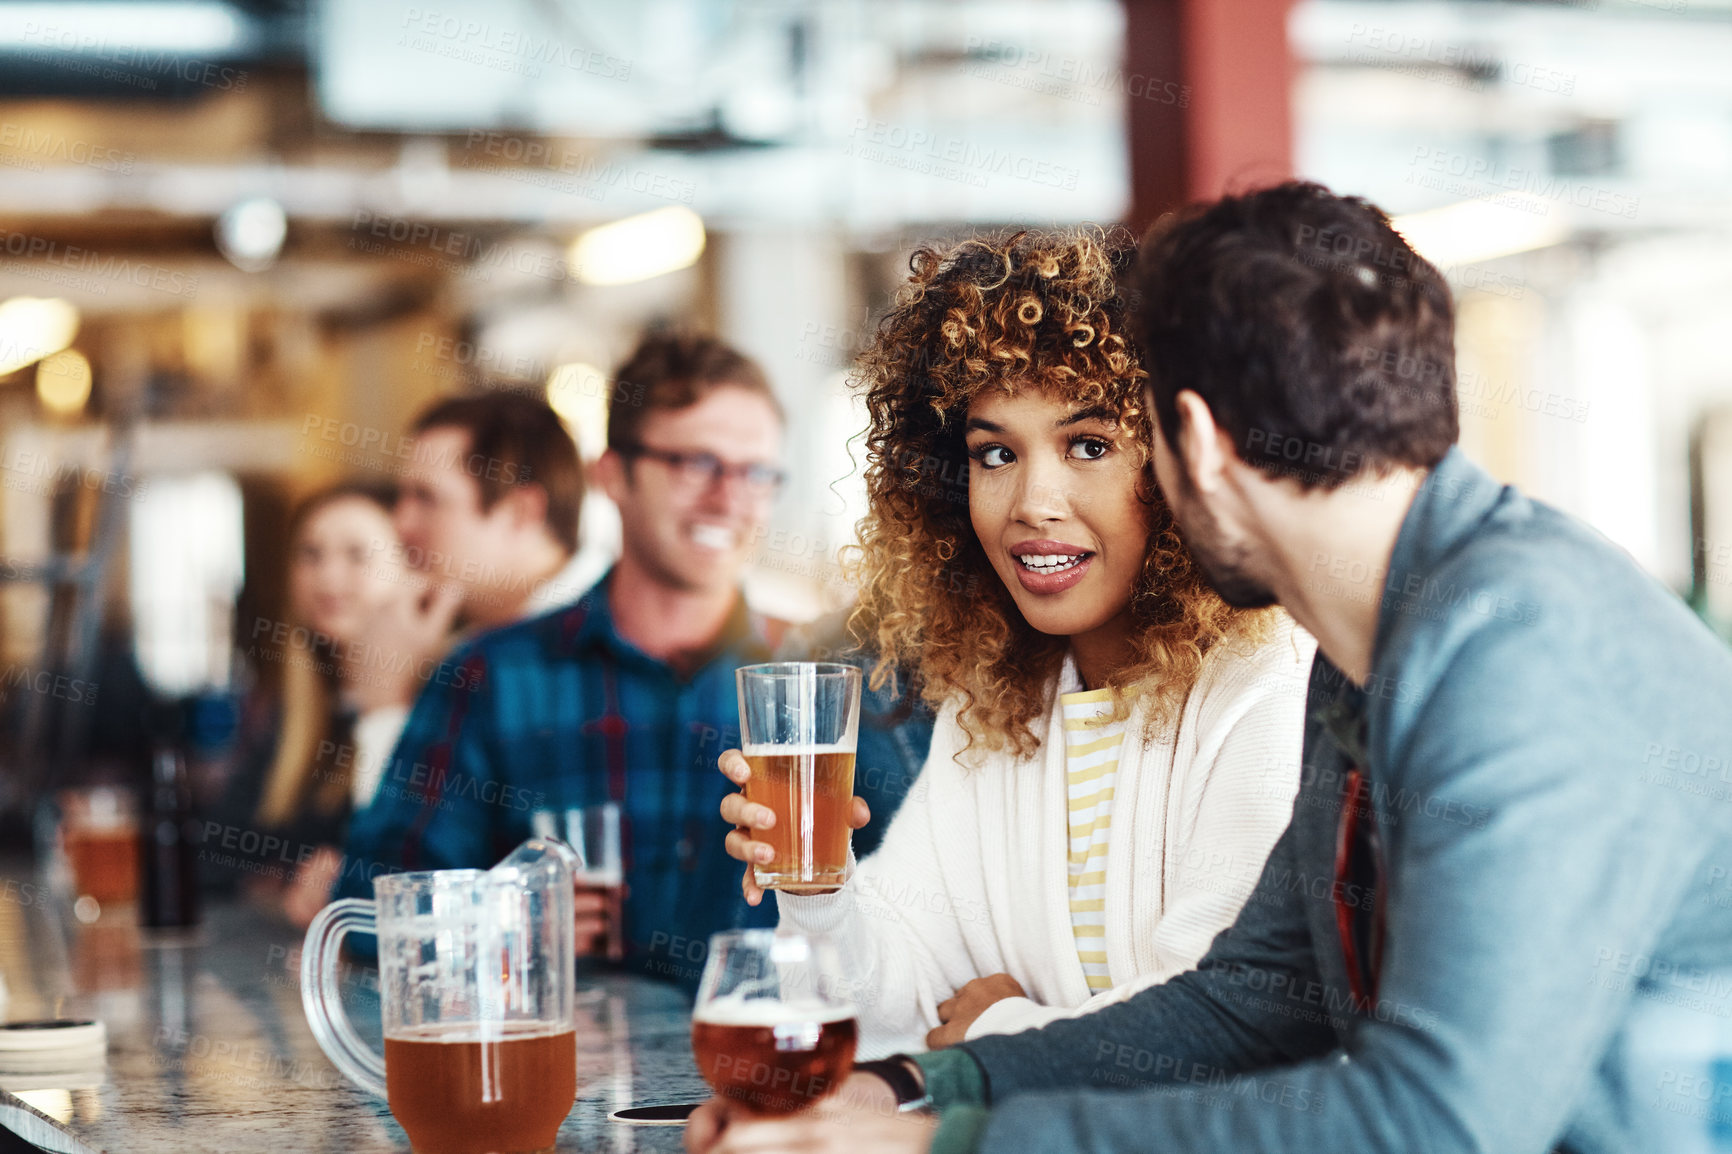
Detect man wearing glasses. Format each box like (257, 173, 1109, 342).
(340, 333, 928, 981)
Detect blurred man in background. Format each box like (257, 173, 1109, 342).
(338, 332, 929, 979)
(392, 392, 599, 633)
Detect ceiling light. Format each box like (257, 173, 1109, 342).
(215, 197, 287, 272)
(569, 207, 706, 287)
(0, 3, 245, 54)
(37, 348, 92, 416)
(0, 297, 79, 377)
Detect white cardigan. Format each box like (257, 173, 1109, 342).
(776, 615, 1316, 1057)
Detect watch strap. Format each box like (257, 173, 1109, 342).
(854, 1056, 931, 1112)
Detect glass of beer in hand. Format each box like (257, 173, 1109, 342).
(692, 929, 858, 1115)
(533, 802, 626, 962)
(736, 662, 862, 890)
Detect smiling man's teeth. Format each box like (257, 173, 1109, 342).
(691, 525, 735, 549)
(1018, 553, 1085, 573)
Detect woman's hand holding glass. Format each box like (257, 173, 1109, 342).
(716, 749, 872, 905)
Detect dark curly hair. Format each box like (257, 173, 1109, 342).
(846, 227, 1273, 758)
(1137, 181, 1458, 489)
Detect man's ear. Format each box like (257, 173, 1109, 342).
(592, 449, 628, 504)
(1173, 390, 1230, 495)
(497, 482, 550, 534)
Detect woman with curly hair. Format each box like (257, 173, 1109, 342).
(716, 228, 1314, 1056)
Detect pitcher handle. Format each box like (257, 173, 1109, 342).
(300, 898, 388, 1097)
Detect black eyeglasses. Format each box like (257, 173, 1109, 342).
(619, 444, 787, 493)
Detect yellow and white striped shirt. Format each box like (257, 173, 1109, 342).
(1060, 685, 1137, 993)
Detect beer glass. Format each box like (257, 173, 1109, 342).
(736, 662, 861, 890)
(58, 787, 139, 920)
(531, 802, 626, 962)
(691, 930, 858, 1115)
(301, 839, 578, 1154)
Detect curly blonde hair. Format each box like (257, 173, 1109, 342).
(847, 227, 1272, 758)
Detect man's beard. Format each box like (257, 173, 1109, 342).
(1185, 527, 1279, 609)
(1164, 472, 1279, 609)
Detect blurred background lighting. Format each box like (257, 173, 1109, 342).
(0, 2, 245, 53)
(569, 207, 707, 287)
(129, 472, 246, 696)
(214, 197, 288, 272)
(1393, 199, 1571, 269)
(0, 297, 80, 377)
(35, 349, 92, 416)
(546, 362, 610, 461)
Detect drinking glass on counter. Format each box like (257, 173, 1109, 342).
(735, 663, 862, 890)
(300, 839, 579, 1154)
(691, 929, 858, 1116)
(533, 802, 626, 962)
(58, 787, 138, 921)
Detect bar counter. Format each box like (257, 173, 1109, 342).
(0, 869, 707, 1153)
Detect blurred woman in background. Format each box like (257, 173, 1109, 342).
(217, 480, 428, 926)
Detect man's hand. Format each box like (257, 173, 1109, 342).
(716, 749, 871, 906)
(345, 576, 462, 712)
(927, 973, 1026, 1050)
(574, 888, 607, 956)
(573, 884, 626, 960)
(684, 1094, 937, 1154)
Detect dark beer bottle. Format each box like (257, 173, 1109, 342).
(140, 710, 201, 929)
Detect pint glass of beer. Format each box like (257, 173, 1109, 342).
(691, 929, 858, 1115)
(736, 662, 861, 890)
(531, 802, 626, 962)
(58, 787, 139, 920)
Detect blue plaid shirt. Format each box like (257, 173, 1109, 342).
(338, 569, 931, 988)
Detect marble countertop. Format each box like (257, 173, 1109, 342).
(0, 868, 708, 1153)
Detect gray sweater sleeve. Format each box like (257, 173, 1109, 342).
(956, 813, 1336, 1099)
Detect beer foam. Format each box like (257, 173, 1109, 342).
(741, 744, 854, 757)
(387, 1021, 572, 1044)
(693, 994, 856, 1027)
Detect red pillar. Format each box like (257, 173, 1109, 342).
(1123, 0, 1296, 234)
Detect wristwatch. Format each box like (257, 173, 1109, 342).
(854, 1056, 932, 1113)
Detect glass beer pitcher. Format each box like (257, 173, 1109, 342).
(301, 839, 579, 1154)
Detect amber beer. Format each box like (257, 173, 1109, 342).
(576, 872, 626, 963)
(61, 786, 140, 918)
(64, 826, 139, 905)
(383, 1022, 577, 1154)
(743, 744, 856, 889)
(691, 999, 858, 1115)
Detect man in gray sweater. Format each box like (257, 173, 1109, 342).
(687, 183, 1732, 1154)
